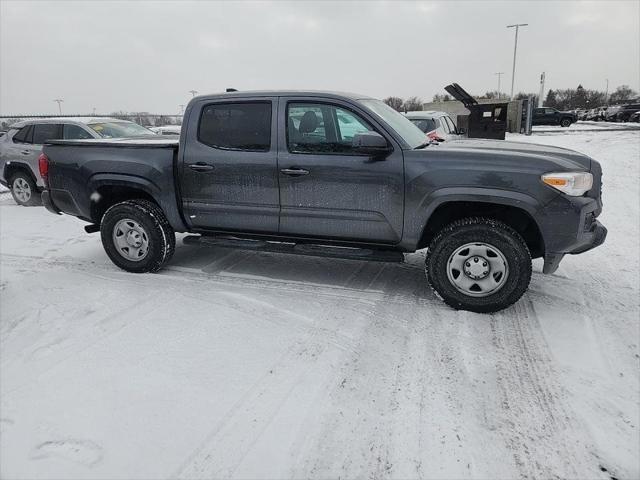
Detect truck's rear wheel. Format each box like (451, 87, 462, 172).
(426, 217, 532, 313)
(101, 199, 175, 273)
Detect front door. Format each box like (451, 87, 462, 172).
(277, 98, 404, 244)
(180, 99, 280, 233)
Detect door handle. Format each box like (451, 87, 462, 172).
(188, 162, 214, 172)
(280, 167, 309, 176)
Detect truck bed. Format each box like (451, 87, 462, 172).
(43, 138, 186, 231)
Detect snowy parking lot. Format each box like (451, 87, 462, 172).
(1, 130, 638, 479)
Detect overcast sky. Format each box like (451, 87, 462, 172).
(1, 0, 638, 115)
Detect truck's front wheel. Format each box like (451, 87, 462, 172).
(101, 199, 175, 273)
(426, 218, 532, 313)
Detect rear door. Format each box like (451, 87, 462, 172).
(179, 98, 280, 233)
(277, 97, 404, 244)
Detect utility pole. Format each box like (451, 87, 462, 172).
(538, 72, 545, 107)
(494, 72, 504, 98)
(605, 78, 609, 105)
(507, 23, 528, 99)
(189, 90, 198, 97)
(54, 98, 64, 115)
(92, 107, 96, 116)
(179, 104, 185, 115)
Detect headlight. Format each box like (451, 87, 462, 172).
(541, 172, 593, 196)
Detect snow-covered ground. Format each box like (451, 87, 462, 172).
(533, 121, 640, 132)
(1, 130, 638, 480)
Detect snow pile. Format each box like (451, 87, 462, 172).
(1, 129, 638, 479)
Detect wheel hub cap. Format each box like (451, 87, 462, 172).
(113, 219, 149, 261)
(13, 178, 31, 203)
(463, 256, 490, 280)
(446, 243, 509, 297)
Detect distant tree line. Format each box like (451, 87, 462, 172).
(383, 84, 638, 113)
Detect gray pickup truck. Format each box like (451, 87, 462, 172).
(40, 90, 606, 313)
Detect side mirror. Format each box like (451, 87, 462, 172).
(352, 131, 391, 154)
(457, 127, 466, 135)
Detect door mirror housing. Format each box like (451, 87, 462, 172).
(352, 131, 391, 154)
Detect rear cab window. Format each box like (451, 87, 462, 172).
(409, 118, 437, 133)
(198, 102, 272, 151)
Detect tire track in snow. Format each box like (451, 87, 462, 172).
(490, 299, 600, 479)
(171, 301, 373, 479)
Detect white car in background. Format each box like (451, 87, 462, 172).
(0, 117, 155, 206)
(404, 111, 463, 142)
(150, 125, 182, 136)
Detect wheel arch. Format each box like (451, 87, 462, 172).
(414, 190, 545, 258)
(4, 161, 39, 188)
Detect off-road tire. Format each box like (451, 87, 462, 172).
(426, 217, 532, 313)
(101, 199, 175, 273)
(10, 171, 41, 206)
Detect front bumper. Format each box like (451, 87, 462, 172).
(541, 195, 607, 274)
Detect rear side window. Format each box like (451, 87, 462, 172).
(12, 125, 33, 143)
(63, 124, 93, 140)
(33, 124, 63, 144)
(198, 102, 271, 151)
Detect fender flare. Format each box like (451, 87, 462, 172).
(87, 173, 187, 232)
(403, 187, 543, 249)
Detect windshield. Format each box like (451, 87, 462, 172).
(88, 121, 156, 138)
(359, 99, 427, 148)
(409, 118, 437, 133)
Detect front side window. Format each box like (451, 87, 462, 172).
(198, 102, 271, 151)
(32, 124, 63, 144)
(63, 124, 93, 140)
(287, 102, 375, 154)
(444, 116, 457, 133)
(545, 108, 556, 114)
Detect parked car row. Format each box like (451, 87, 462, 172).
(575, 102, 640, 122)
(0, 117, 157, 206)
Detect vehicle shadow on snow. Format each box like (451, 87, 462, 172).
(167, 238, 434, 302)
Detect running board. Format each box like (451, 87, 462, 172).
(182, 235, 404, 263)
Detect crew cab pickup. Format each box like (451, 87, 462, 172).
(40, 91, 606, 313)
(532, 107, 578, 127)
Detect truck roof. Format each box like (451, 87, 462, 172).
(192, 90, 374, 102)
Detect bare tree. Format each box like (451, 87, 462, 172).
(383, 96, 404, 111)
(402, 96, 423, 112)
(609, 85, 638, 104)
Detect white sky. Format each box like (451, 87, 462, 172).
(1, 0, 638, 115)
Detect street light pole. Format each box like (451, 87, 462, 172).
(507, 23, 528, 99)
(179, 104, 185, 115)
(54, 98, 64, 115)
(189, 90, 198, 97)
(605, 78, 609, 105)
(494, 72, 504, 98)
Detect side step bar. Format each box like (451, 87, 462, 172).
(182, 235, 404, 263)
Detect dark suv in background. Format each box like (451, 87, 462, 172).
(532, 107, 577, 127)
